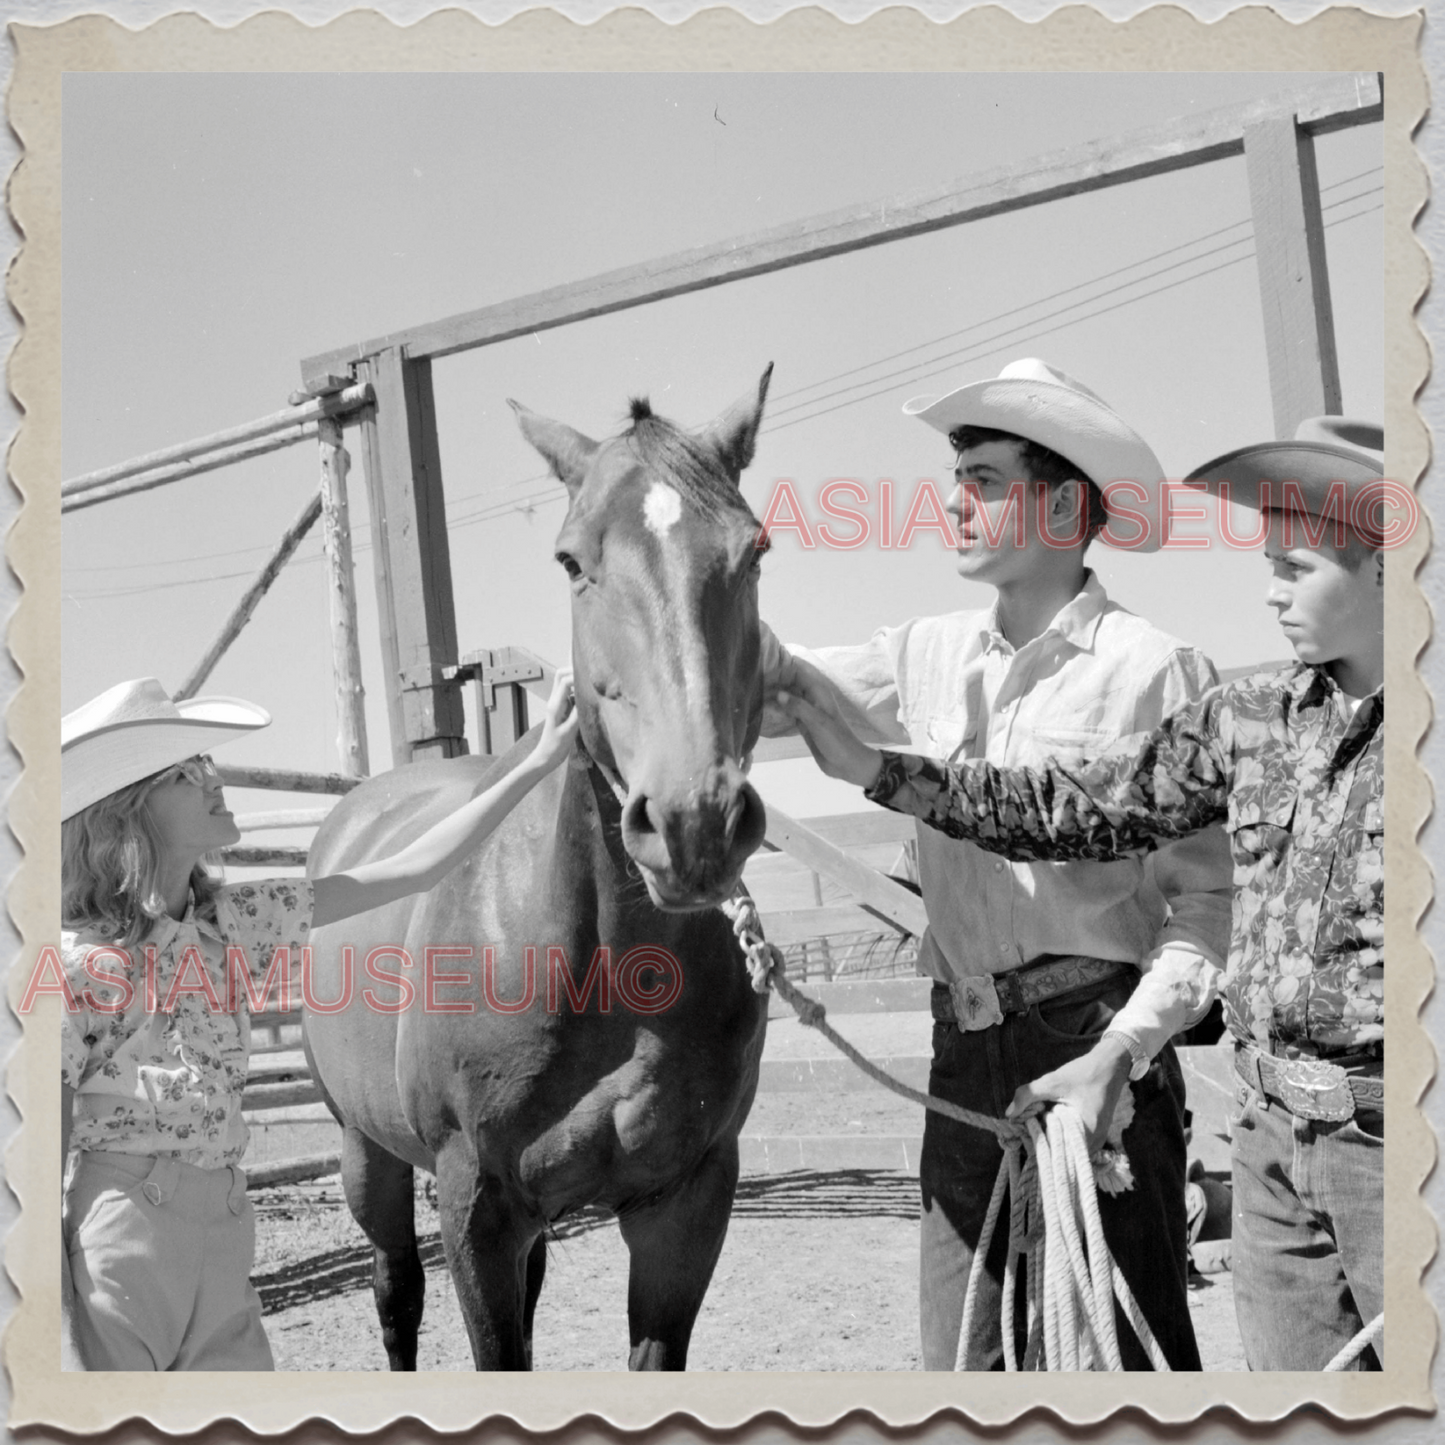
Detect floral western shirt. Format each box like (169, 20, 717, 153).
(760, 571, 1233, 1058)
(61, 879, 315, 1169)
(865, 663, 1384, 1054)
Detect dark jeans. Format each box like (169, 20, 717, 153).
(919, 975, 1201, 1371)
(1229, 1079, 1383, 1370)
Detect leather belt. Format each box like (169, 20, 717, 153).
(1235, 1044, 1384, 1122)
(932, 955, 1134, 1033)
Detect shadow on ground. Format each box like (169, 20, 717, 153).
(253, 1168, 919, 1313)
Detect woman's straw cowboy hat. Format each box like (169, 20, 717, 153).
(903, 357, 1168, 553)
(1184, 417, 1386, 546)
(62, 677, 269, 821)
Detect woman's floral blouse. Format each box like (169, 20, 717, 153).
(866, 663, 1384, 1053)
(61, 880, 315, 1169)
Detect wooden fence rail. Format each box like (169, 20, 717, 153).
(215, 764, 363, 795)
(61, 382, 373, 503)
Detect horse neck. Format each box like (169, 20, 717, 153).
(552, 756, 694, 951)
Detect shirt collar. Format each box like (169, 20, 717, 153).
(144, 888, 223, 951)
(979, 570, 1108, 654)
(1293, 663, 1385, 716)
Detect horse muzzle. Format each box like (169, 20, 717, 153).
(620, 761, 767, 910)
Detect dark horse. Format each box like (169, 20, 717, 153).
(303, 370, 775, 1370)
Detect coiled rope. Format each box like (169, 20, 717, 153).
(721, 893, 1163, 1371)
(721, 894, 1385, 1374)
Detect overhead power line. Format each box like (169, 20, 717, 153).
(763, 190, 1382, 435)
(767, 166, 1382, 408)
(65, 179, 1384, 599)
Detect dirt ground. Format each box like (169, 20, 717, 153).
(254, 1170, 1244, 1372)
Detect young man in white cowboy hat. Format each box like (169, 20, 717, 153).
(760, 358, 1233, 1371)
(774, 415, 1387, 1371)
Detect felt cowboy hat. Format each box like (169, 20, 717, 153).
(902, 357, 1168, 553)
(1184, 416, 1386, 546)
(62, 677, 269, 821)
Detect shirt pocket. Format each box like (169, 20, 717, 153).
(1344, 797, 1385, 915)
(1020, 725, 1112, 769)
(1225, 793, 1297, 892)
(921, 714, 970, 759)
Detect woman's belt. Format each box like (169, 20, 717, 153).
(1234, 1043, 1384, 1122)
(932, 955, 1134, 1032)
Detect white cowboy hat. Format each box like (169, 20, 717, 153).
(903, 358, 1168, 553)
(1184, 416, 1385, 546)
(62, 677, 269, 821)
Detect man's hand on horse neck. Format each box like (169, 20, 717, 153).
(773, 665, 884, 790)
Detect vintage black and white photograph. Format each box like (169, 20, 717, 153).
(5, 5, 1432, 1435)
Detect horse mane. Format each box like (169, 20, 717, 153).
(624, 399, 754, 523)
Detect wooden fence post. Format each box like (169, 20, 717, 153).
(1243, 115, 1343, 438)
(355, 348, 467, 765)
(318, 417, 369, 778)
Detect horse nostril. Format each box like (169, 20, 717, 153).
(728, 782, 767, 861)
(623, 791, 655, 836)
(723, 791, 746, 843)
(622, 790, 673, 876)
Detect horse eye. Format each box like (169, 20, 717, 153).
(556, 552, 582, 581)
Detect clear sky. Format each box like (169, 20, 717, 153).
(60, 72, 1383, 824)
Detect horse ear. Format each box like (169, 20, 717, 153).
(699, 364, 773, 481)
(509, 401, 599, 498)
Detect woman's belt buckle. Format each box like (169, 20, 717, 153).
(1274, 1058, 1356, 1122)
(948, 975, 1004, 1032)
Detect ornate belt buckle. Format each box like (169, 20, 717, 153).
(949, 975, 1003, 1032)
(1275, 1058, 1356, 1122)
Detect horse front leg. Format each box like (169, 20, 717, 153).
(617, 1138, 741, 1370)
(521, 1234, 547, 1369)
(435, 1140, 535, 1370)
(339, 1125, 425, 1371)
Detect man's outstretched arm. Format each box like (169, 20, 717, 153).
(776, 659, 1233, 862)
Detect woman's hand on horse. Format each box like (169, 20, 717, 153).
(312, 674, 581, 927)
(535, 668, 580, 770)
(1004, 1036, 1135, 1154)
(773, 664, 883, 789)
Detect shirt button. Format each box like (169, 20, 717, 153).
(994, 862, 1005, 872)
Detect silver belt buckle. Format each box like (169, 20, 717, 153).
(948, 975, 1003, 1032)
(1275, 1058, 1355, 1122)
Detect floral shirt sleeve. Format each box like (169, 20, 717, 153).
(213, 878, 316, 983)
(60, 934, 105, 1091)
(868, 667, 1386, 1052)
(864, 691, 1234, 862)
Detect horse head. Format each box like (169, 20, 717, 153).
(509, 368, 774, 911)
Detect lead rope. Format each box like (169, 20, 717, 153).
(720, 891, 1167, 1372)
(1324, 1313, 1385, 1371)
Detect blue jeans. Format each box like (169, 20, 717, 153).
(918, 975, 1200, 1371)
(1229, 1079, 1383, 1370)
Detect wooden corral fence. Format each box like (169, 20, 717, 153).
(61, 75, 1381, 1189)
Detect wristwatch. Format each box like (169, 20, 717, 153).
(1102, 1026, 1151, 1083)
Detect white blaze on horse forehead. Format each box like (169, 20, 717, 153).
(642, 481, 683, 538)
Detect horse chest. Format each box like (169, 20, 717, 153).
(511, 1020, 757, 1210)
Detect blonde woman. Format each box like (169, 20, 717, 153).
(60, 672, 578, 1370)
